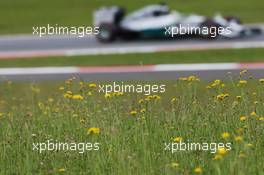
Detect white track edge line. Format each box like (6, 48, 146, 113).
(0, 62, 264, 76)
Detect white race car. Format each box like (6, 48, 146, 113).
(93, 4, 261, 42)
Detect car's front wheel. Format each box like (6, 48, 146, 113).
(97, 23, 116, 43)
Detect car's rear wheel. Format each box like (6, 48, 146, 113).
(97, 23, 116, 43)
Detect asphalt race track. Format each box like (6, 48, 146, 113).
(0, 32, 264, 52)
(0, 24, 264, 81)
(0, 24, 264, 58)
(0, 34, 264, 58)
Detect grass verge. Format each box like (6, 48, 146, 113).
(0, 48, 263, 67)
(0, 73, 264, 174)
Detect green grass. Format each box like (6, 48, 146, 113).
(0, 75, 263, 174)
(0, 0, 263, 34)
(0, 48, 263, 67)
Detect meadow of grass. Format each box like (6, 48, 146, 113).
(0, 72, 263, 174)
(0, 0, 263, 34)
(0, 48, 264, 67)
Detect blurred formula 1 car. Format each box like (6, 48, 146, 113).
(93, 4, 261, 42)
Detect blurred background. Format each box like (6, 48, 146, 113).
(0, 0, 263, 81)
(0, 0, 263, 34)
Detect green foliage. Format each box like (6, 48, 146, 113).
(0, 0, 263, 34)
(0, 76, 263, 174)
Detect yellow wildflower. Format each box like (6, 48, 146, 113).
(179, 77, 188, 81)
(140, 108, 146, 113)
(72, 114, 78, 118)
(31, 86, 40, 93)
(209, 79, 222, 88)
(216, 93, 229, 101)
(194, 166, 202, 174)
(48, 98, 54, 103)
(217, 147, 228, 156)
(224, 93, 229, 98)
(54, 107, 60, 113)
(80, 118, 85, 124)
(234, 136, 243, 142)
(145, 95, 153, 101)
(259, 79, 264, 84)
(72, 94, 84, 100)
(250, 111, 257, 117)
(153, 95, 161, 100)
(130, 110, 137, 116)
(105, 93, 112, 99)
(245, 143, 253, 148)
(170, 162, 179, 169)
(87, 127, 100, 135)
(112, 92, 118, 97)
(214, 79, 221, 85)
(239, 153, 246, 158)
(221, 132, 230, 139)
(173, 137, 183, 142)
(171, 97, 177, 103)
(238, 80, 247, 86)
(66, 90, 72, 95)
(116, 92, 124, 96)
(89, 83, 97, 88)
(65, 79, 72, 84)
(236, 96, 242, 100)
(240, 116, 247, 121)
(138, 99, 144, 104)
(63, 93, 72, 99)
(240, 69, 248, 75)
(188, 75, 200, 82)
(213, 154, 223, 160)
(258, 117, 264, 121)
(58, 168, 66, 172)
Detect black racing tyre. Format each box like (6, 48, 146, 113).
(199, 20, 220, 39)
(97, 23, 116, 43)
(250, 28, 262, 35)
